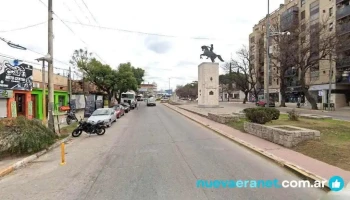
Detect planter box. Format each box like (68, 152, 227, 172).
(243, 122, 320, 148)
(208, 113, 239, 124)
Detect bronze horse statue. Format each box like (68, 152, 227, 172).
(200, 45, 224, 63)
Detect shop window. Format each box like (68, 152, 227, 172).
(58, 96, 66, 107)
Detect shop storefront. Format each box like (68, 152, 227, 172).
(0, 59, 33, 119)
(31, 88, 69, 120)
(0, 90, 13, 118)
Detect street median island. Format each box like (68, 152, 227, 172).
(208, 113, 239, 124)
(243, 123, 320, 148)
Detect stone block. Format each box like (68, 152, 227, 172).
(243, 122, 320, 148)
(198, 62, 219, 108)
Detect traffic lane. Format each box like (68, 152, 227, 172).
(83, 104, 325, 200)
(0, 114, 132, 200)
(157, 105, 325, 199)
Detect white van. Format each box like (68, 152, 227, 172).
(147, 97, 156, 106)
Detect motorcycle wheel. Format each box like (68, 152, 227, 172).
(72, 129, 82, 137)
(96, 128, 106, 135)
(66, 117, 72, 125)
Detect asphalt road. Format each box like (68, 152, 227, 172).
(0, 102, 325, 200)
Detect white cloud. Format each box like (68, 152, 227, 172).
(0, 0, 283, 90)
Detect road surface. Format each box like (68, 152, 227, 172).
(0, 103, 325, 200)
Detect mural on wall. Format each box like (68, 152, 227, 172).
(71, 94, 86, 109)
(96, 95, 103, 109)
(84, 95, 96, 118)
(0, 59, 33, 91)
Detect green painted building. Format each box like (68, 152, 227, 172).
(31, 89, 69, 120)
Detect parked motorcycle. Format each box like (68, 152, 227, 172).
(66, 110, 78, 125)
(71, 119, 106, 137)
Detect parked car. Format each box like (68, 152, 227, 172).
(256, 100, 275, 107)
(111, 104, 125, 118)
(147, 97, 157, 106)
(87, 108, 116, 127)
(120, 102, 131, 113)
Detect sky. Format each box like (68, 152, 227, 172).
(0, 0, 283, 90)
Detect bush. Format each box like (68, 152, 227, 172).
(264, 108, 280, 120)
(288, 109, 300, 121)
(243, 107, 279, 124)
(0, 117, 57, 155)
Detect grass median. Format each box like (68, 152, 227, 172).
(228, 114, 350, 171)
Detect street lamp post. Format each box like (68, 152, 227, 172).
(265, 1, 290, 107)
(266, 0, 270, 107)
(36, 54, 52, 125)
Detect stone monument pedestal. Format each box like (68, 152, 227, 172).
(198, 62, 219, 108)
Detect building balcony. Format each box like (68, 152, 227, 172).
(337, 21, 350, 36)
(337, 5, 350, 20)
(285, 68, 298, 77)
(336, 57, 350, 69)
(336, 0, 345, 5)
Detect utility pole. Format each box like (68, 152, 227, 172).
(328, 53, 333, 110)
(47, 0, 55, 133)
(42, 61, 46, 124)
(265, 0, 270, 107)
(69, 66, 72, 100)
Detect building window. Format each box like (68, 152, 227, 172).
(301, 0, 305, 6)
(301, 11, 305, 20)
(250, 37, 255, 43)
(329, 7, 333, 17)
(301, 24, 306, 32)
(277, 78, 279, 85)
(209, 91, 214, 95)
(329, 22, 333, 31)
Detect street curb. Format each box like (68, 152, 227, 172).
(0, 135, 72, 178)
(163, 103, 330, 190)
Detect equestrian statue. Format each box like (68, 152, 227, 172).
(200, 44, 224, 63)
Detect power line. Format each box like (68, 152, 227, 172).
(37, 0, 46, 7)
(0, 53, 69, 72)
(36, 0, 107, 64)
(61, 20, 219, 40)
(62, 2, 83, 24)
(80, 0, 99, 25)
(73, 0, 91, 24)
(0, 21, 46, 33)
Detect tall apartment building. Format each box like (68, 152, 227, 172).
(249, 0, 350, 108)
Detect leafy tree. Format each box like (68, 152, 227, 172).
(77, 58, 118, 105)
(132, 67, 145, 86)
(115, 63, 138, 101)
(69, 48, 92, 93)
(175, 81, 197, 100)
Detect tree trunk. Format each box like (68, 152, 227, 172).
(243, 91, 249, 104)
(300, 71, 318, 110)
(107, 92, 113, 107)
(118, 91, 123, 103)
(279, 75, 287, 107)
(279, 82, 287, 107)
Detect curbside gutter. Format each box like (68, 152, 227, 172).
(163, 103, 330, 190)
(0, 135, 72, 178)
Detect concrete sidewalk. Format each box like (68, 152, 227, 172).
(177, 102, 350, 121)
(164, 103, 350, 187)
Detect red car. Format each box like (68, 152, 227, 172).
(256, 100, 276, 107)
(112, 104, 125, 118)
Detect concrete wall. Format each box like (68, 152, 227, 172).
(198, 62, 219, 107)
(32, 68, 68, 86)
